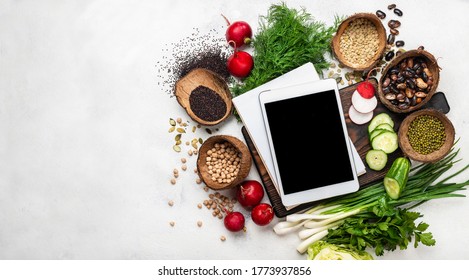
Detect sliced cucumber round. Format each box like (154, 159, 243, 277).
(368, 113, 394, 134)
(374, 123, 394, 133)
(366, 149, 388, 171)
(369, 128, 387, 142)
(371, 131, 398, 154)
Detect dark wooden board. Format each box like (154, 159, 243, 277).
(242, 78, 450, 218)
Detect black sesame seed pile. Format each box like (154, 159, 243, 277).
(189, 86, 227, 122)
(156, 27, 232, 95)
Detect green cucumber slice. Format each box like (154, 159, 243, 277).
(366, 149, 388, 171)
(374, 123, 394, 133)
(368, 113, 394, 134)
(371, 131, 398, 154)
(369, 128, 387, 142)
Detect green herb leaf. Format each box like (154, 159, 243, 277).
(231, 3, 341, 101)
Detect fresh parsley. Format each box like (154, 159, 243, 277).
(324, 196, 436, 256)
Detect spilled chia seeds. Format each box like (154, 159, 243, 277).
(156, 28, 232, 96)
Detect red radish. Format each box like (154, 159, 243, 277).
(224, 211, 245, 232)
(251, 203, 274, 226)
(357, 68, 379, 99)
(227, 50, 253, 78)
(348, 104, 373, 125)
(357, 80, 375, 99)
(222, 14, 252, 48)
(237, 180, 264, 208)
(351, 90, 377, 113)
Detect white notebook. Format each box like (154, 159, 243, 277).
(233, 63, 366, 197)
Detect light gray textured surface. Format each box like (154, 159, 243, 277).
(1, 0, 468, 259)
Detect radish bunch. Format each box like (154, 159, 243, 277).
(222, 14, 254, 78)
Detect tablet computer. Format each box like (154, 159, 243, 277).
(259, 79, 360, 206)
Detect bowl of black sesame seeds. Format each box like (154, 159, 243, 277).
(398, 109, 455, 163)
(175, 68, 233, 126)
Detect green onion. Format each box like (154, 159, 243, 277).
(274, 148, 468, 254)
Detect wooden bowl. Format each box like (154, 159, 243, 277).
(331, 13, 387, 71)
(398, 109, 455, 163)
(197, 135, 252, 190)
(378, 49, 440, 114)
(175, 68, 233, 126)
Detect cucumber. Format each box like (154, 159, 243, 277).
(371, 131, 398, 154)
(368, 113, 394, 134)
(366, 149, 388, 171)
(369, 128, 387, 142)
(374, 123, 394, 133)
(383, 157, 411, 199)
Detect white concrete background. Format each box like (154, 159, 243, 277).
(0, 0, 468, 260)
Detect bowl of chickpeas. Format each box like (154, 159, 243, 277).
(331, 13, 387, 71)
(197, 135, 252, 190)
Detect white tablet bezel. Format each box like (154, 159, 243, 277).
(258, 78, 360, 206)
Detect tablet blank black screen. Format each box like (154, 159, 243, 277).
(264, 90, 354, 195)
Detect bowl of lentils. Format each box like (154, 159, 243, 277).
(331, 13, 387, 71)
(378, 49, 440, 113)
(398, 109, 455, 163)
(196, 135, 252, 190)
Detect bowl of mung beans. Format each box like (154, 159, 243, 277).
(331, 13, 387, 71)
(398, 109, 455, 163)
(197, 135, 252, 190)
(378, 49, 440, 114)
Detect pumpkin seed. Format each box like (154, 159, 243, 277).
(344, 72, 351, 81)
(173, 145, 181, 152)
(169, 118, 176, 126)
(175, 134, 181, 141)
(168, 126, 175, 133)
(176, 140, 182, 145)
(177, 128, 185, 133)
(192, 126, 196, 133)
(198, 138, 203, 144)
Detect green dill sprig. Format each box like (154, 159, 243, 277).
(231, 3, 342, 98)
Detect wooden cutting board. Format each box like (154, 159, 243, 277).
(241, 78, 450, 218)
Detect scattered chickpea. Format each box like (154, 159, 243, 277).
(181, 158, 186, 164)
(176, 117, 182, 124)
(196, 178, 202, 184)
(169, 221, 175, 227)
(197, 203, 202, 209)
(170, 178, 176, 185)
(220, 235, 226, 242)
(197, 221, 203, 227)
(168, 200, 174, 207)
(181, 164, 187, 171)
